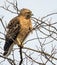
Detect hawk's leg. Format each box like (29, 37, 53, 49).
(17, 38, 23, 48)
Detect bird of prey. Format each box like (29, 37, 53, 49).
(3, 8, 33, 57)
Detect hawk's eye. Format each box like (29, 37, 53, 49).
(26, 14, 31, 19)
(25, 12, 31, 19)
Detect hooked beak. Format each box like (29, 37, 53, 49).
(31, 13, 34, 16)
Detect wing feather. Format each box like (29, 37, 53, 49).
(3, 17, 20, 56)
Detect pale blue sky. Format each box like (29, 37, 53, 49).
(0, 0, 57, 18)
(0, 0, 57, 65)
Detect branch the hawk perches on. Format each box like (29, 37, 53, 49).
(3, 8, 33, 57)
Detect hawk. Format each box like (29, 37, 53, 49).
(3, 8, 33, 57)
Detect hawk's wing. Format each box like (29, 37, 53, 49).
(3, 17, 20, 56)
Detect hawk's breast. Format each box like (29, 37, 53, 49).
(16, 16, 31, 44)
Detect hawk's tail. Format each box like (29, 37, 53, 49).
(3, 42, 14, 57)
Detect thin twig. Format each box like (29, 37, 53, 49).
(19, 47, 23, 65)
(23, 47, 57, 60)
(23, 52, 44, 65)
(0, 55, 16, 65)
(41, 12, 57, 20)
(0, 6, 17, 14)
(0, 18, 6, 31)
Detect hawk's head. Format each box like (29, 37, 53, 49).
(19, 8, 33, 19)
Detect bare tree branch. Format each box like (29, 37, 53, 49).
(19, 47, 23, 65)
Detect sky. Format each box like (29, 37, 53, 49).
(0, 0, 57, 18)
(0, 0, 57, 65)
